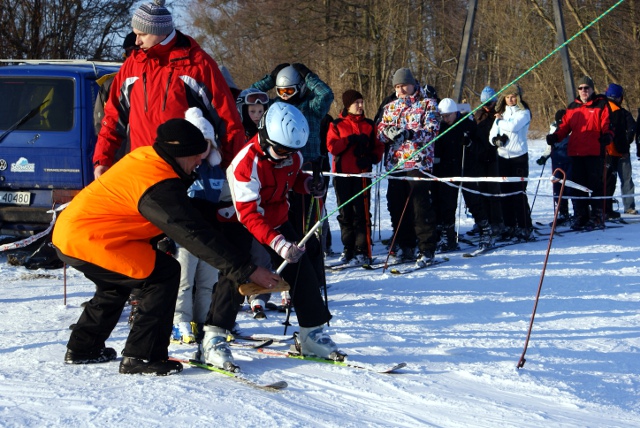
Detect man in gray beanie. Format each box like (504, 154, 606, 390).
(93, 0, 245, 179)
(376, 67, 440, 268)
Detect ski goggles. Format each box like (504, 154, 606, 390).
(240, 91, 269, 105)
(276, 85, 298, 97)
(267, 138, 297, 157)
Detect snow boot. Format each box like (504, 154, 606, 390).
(198, 325, 235, 370)
(65, 347, 117, 364)
(296, 325, 342, 360)
(119, 357, 183, 376)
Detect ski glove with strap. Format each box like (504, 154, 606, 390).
(270, 235, 305, 263)
(536, 155, 549, 166)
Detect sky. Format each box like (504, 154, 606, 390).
(1, 139, 639, 427)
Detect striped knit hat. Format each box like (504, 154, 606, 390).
(132, 0, 174, 36)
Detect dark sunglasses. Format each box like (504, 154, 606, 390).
(578, 86, 591, 91)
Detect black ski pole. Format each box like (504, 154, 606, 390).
(383, 184, 414, 273)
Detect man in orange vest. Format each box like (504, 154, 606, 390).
(53, 119, 279, 376)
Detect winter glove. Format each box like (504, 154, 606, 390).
(270, 63, 290, 81)
(157, 237, 176, 256)
(356, 154, 375, 170)
(546, 133, 559, 146)
(383, 127, 413, 143)
(270, 235, 305, 263)
(492, 134, 508, 147)
(536, 155, 549, 166)
(291, 63, 312, 79)
(352, 135, 371, 157)
(305, 176, 327, 198)
(461, 131, 472, 147)
(347, 133, 365, 147)
(599, 133, 613, 147)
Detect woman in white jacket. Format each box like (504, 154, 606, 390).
(488, 84, 533, 240)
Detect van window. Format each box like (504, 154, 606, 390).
(0, 78, 75, 132)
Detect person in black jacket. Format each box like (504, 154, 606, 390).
(603, 83, 637, 216)
(434, 98, 493, 251)
(54, 119, 279, 376)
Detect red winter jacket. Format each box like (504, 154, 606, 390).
(554, 94, 613, 157)
(93, 30, 245, 170)
(227, 137, 310, 246)
(326, 112, 384, 173)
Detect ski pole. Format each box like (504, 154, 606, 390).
(363, 176, 373, 260)
(517, 168, 566, 369)
(529, 160, 546, 215)
(455, 144, 467, 244)
(382, 185, 414, 273)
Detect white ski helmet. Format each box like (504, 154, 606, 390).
(258, 103, 309, 153)
(438, 98, 458, 114)
(275, 65, 307, 98)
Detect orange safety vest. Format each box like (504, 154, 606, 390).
(53, 147, 179, 279)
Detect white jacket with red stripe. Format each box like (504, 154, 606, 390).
(227, 137, 310, 246)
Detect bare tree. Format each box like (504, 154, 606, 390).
(182, 0, 637, 131)
(0, 0, 136, 60)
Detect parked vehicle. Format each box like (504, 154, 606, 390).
(0, 60, 121, 236)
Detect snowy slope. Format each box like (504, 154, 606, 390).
(1, 139, 639, 428)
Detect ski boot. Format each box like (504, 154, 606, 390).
(295, 325, 345, 361)
(196, 326, 238, 372)
(171, 321, 196, 344)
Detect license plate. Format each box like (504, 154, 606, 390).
(0, 190, 31, 206)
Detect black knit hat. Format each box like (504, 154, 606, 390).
(155, 119, 208, 158)
(342, 89, 364, 110)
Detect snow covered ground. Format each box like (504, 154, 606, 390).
(1, 139, 639, 427)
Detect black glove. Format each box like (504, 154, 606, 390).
(492, 134, 508, 147)
(157, 237, 176, 256)
(599, 133, 613, 147)
(546, 134, 559, 146)
(270, 63, 290, 81)
(461, 131, 472, 147)
(352, 134, 371, 157)
(536, 155, 549, 166)
(347, 134, 361, 147)
(306, 176, 326, 198)
(291, 63, 312, 79)
(356, 154, 375, 170)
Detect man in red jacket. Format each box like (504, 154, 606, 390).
(547, 76, 614, 230)
(93, 0, 244, 177)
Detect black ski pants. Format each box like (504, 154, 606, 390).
(386, 170, 437, 253)
(205, 221, 331, 330)
(60, 249, 180, 361)
(571, 155, 605, 219)
(334, 176, 371, 254)
(498, 154, 532, 229)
